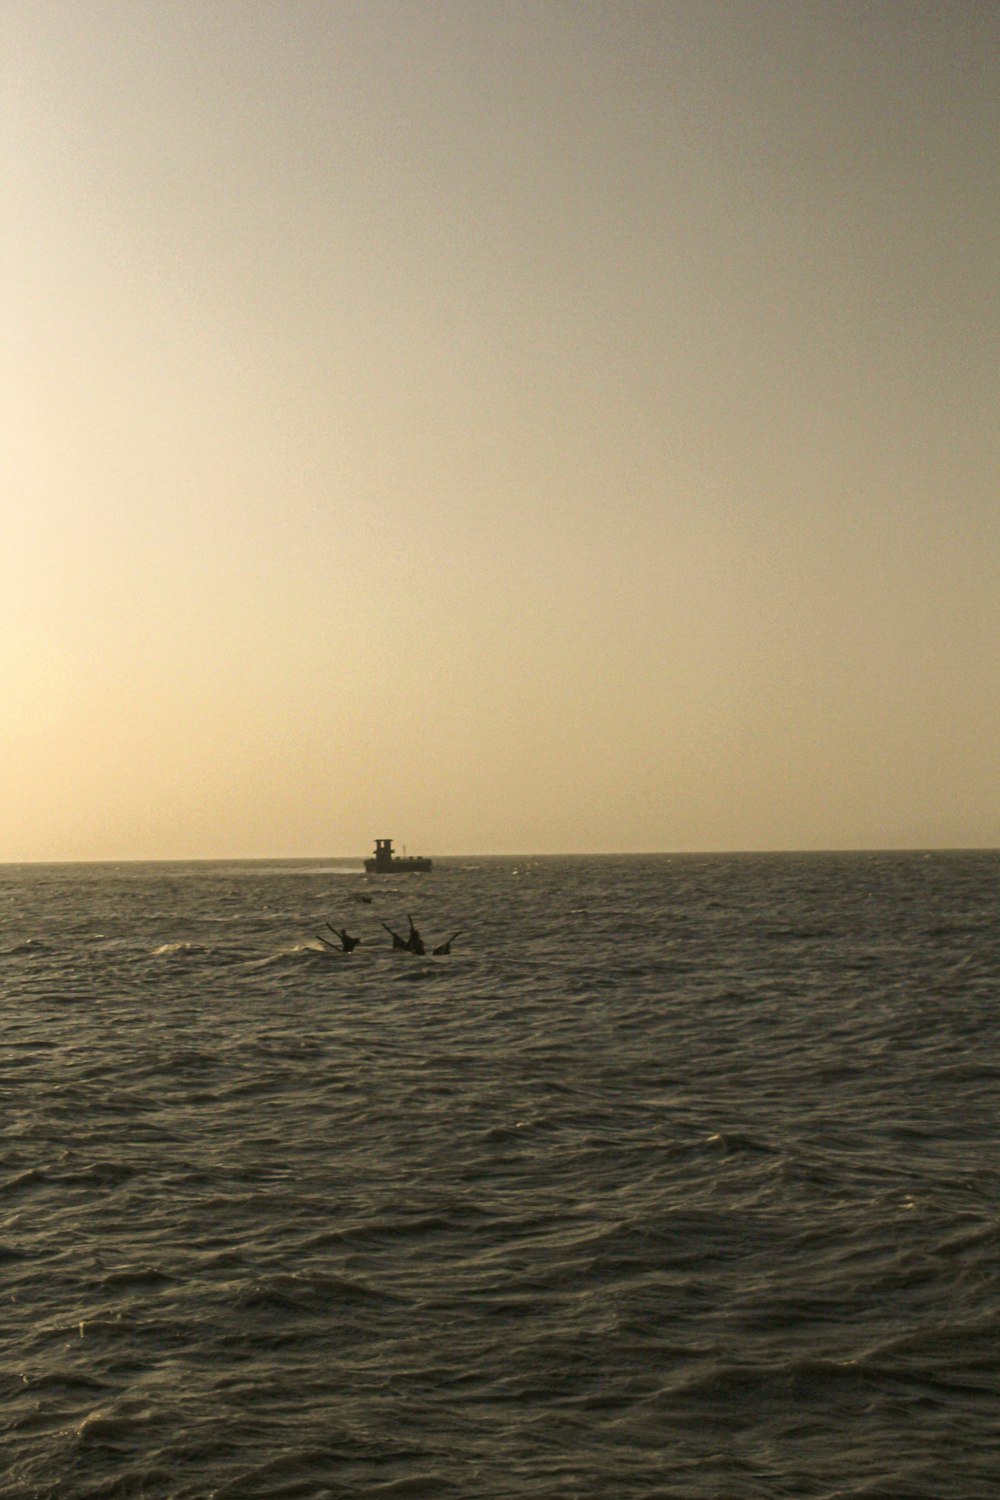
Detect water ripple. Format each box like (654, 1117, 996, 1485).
(0, 852, 997, 1498)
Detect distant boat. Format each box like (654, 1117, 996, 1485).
(364, 838, 432, 874)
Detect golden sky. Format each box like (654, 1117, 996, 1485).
(3, 1, 997, 859)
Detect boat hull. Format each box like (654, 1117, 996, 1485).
(364, 856, 432, 874)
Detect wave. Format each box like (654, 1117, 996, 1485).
(0, 938, 48, 958)
(151, 942, 217, 954)
(97, 1265, 177, 1291)
(244, 944, 343, 971)
(150, 941, 245, 963)
(0, 1166, 48, 1196)
(233, 1271, 411, 1315)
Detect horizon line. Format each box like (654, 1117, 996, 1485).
(2, 845, 998, 867)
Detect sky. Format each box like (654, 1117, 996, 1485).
(2, 0, 997, 860)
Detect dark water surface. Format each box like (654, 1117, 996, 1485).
(2, 852, 998, 1498)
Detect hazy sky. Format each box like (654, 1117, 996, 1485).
(3, 1, 997, 860)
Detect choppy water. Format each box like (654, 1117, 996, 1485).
(1, 851, 998, 1498)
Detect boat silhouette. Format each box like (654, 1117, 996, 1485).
(364, 838, 432, 874)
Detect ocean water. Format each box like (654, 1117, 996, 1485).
(1, 851, 997, 1499)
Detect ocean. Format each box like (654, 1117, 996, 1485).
(1, 851, 997, 1499)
